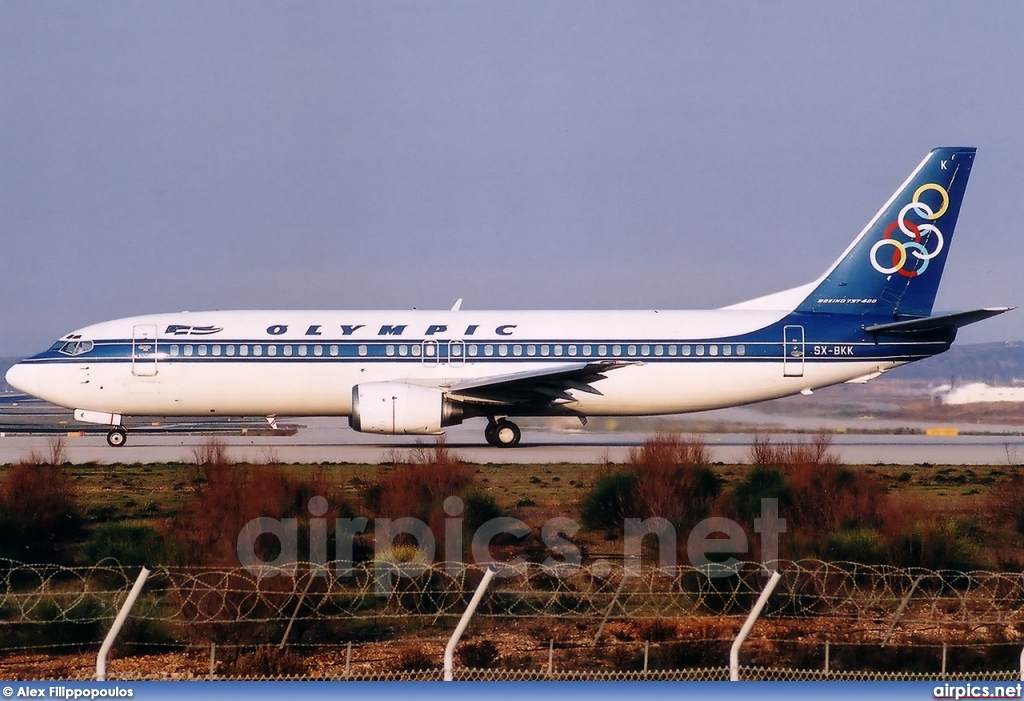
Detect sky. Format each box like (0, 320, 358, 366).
(3, 1, 1024, 357)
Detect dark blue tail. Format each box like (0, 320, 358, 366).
(796, 147, 976, 318)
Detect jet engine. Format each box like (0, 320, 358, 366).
(349, 382, 464, 435)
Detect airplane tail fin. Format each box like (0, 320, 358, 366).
(792, 147, 976, 318)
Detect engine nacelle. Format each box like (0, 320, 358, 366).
(349, 382, 464, 435)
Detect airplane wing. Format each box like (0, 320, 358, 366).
(447, 361, 634, 407)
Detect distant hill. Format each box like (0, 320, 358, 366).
(884, 342, 1024, 385)
(0, 358, 14, 392)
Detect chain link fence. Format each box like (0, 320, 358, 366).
(2, 558, 1024, 680)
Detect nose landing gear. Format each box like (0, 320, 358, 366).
(484, 418, 521, 448)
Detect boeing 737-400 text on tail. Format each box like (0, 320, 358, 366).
(6, 147, 1010, 447)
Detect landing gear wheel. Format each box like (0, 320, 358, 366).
(491, 419, 521, 448)
(106, 427, 128, 447)
(484, 422, 499, 447)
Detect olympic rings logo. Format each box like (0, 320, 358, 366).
(869, 183, 949, 278)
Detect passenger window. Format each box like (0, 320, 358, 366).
(513, 345, 522, 357)
(723, 345, 732, 357)
(568, 345, 578, 356)
(411, 345, 421, 357)
(527, 345, 536, 356)
(330, 345, 339, 357)
(225, 345, 235, 357)
(612, 345, 622, 356)
(268, 346, 277, 357)
(314, 345, 323, 357)
(170, 345, 179, 357)
(654, 345, 663, 357)
(240, 345, 249, 357)
(682, 345, 691, 356)
(359, 345, 368, 357)
(212, 345, 221, 357)
(737, 344, 746, 356)
(709, 345, 718, 356)
(541, 345, 550, 356)
(468, 344, 479, 357)
(399, 345, 408, 357)
(184, 345, 194, 357)
(583, 345, 592, 356)
(696, 345, 705, 357)
(198, 345, 208, 357)
(627, 344, 637, 356)
(299, 345, 308, 357)
(641, 344, 650, 357)
(386, 345, 395, 357)
(485, 345, 494, 357)
(669, 345, 677, 356)
(554, 344, 563, 356)
(253, 345, 262, 357)
(283, 345, 293, 357)
(499, 345, 508, 357)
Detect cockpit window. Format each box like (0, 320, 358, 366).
(57, 340, 94, 356)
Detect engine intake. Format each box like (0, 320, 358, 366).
(349, 382, 464, 435)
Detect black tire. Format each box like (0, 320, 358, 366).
(106, 427, 128, 447)
(492, 419, 521, 448)
(484, 422, 499, 447)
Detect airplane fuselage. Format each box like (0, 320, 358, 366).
(9, 307, 944, 418)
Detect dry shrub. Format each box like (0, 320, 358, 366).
(630, 434, 720, 528)
(366, 441, 471, 521)
(164, 463, 343, 567)
(880, 492, 980, 570)
(220, 645, 307, 678)
(750, 433, 885, 530)
(0, 461, 82, 561)
(191, 437, 232, 467)
(457, 639, 501, 668)
(394, 642, 436, 671)
(987, 472, 1024, 535)
(583, 434, 721, 533)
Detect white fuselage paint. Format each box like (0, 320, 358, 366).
(10, 308, 901, 418)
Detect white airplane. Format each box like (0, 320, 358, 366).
(6, 147, 1009, 448)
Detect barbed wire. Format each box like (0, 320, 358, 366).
(4, 558, 1024, 680)
(4, 558, 1024, 626)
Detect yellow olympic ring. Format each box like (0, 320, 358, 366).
(912, 183, 949, 220)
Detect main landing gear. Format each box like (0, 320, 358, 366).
(484, 418, 521, 448)
(106, 427, 128, 447)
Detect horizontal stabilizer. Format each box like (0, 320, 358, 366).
(864, 307, 1012, 335)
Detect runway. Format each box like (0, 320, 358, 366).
(2, 414, 1024, 466)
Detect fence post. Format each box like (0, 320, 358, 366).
(96, 566, 151, 681)
(344, 641, 352, 680)
(547, 639, 554, 678)
(209, 642, 216, 680)
(824, 639, 830, 676)
(730, 569, 781, 681)
(444, 567, 495, 681)
(592, 575, 627, 646)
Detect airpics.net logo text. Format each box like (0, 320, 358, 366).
(235, 496, 786, 594)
